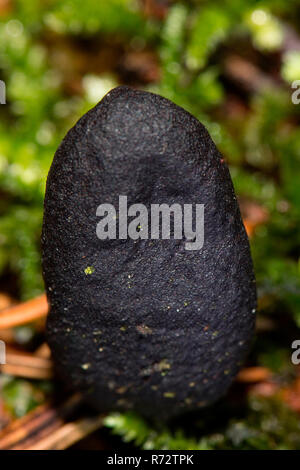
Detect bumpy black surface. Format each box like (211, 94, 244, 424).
(42, 86, 256, 420)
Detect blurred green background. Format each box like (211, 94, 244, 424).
(0, 0, 300, 450)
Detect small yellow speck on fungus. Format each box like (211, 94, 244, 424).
(163, 392, 175, 398)
(84, 266, 95, 275)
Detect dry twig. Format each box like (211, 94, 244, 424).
(0, 294, 48, 330)
(1, 349, 53, 380)
(0, 394, 83, 450)
(237, 366, 272, 383)
(26, 414, 104, 450)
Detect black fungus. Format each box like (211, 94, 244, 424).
(42, 86, 256, 420)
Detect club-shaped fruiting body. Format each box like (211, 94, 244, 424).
(42, 86, 256, 420)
